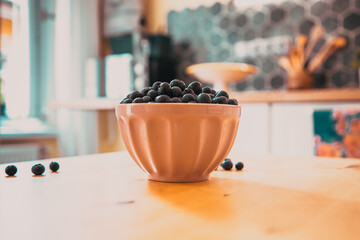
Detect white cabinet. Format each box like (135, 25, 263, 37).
(230, 101, 360, 158)
(229, 103, 270, 156)
(270, 102, 360, 157)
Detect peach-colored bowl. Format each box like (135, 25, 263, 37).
(115, 103, 241, 183)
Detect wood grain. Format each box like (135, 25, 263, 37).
(1, 152, 360, 240)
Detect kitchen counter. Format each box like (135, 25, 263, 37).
(232, 88, 360, 103)
(1, 152, 360, 240)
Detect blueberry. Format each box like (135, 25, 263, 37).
(132, 97, 145, 103)
(32, 164, 45, 175)
(155, 95, 171, 103)
(152, 81, 162, 90)
(211, 89, 217, 95)
(130, 91, 142, 100)
(221, 159, 233, 170)
(147, 90, 158, 100)
(123, 99, 132, 104)
(226, 98, 238, 105)
(170, 79, 186, 91)
(182, 93, 196, 103)
(235, 162, 244, 170)
(202, 86, 212, 93)
(188, 81, 203, 95)
(5, 165, 17, 176)
(120, 98, 127, 104)
(212, 96, 227, 104)
(49, 162, 60, 172)
(140, 87, 151, 96)
(158, 82, 171, 95)
(209, 94, 215, 99)
(170, 86, 183, 98)
(197, 93, 212, 103)
(143, 96, 152, 102)
(126, 93, 131, 99)
(170, 97, 182, 103)
(183, 88, 196, 96)
(215, 90, 229, 99)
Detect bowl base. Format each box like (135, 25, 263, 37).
(148, 175, 209, 183)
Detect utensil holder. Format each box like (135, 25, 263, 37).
(287, 69, 314, 90)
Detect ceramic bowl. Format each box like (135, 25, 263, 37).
(186, 62, 257, 92)
(115, 103, 241, 182)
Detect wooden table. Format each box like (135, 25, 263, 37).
(1, 152, 360, 240)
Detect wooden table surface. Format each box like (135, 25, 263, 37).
(1, 152, 360, 240)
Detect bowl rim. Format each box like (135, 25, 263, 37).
(115, 102, 241, 108)
(186, 62, 258, 75)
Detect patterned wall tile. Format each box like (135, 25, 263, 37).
(168, 0, 360, 91)
(322, 15, 338, 33)
(332, 0, 349, 13)
(310, 1, 327, 16)
(344, 12, 360, 30)
(270, 7, 286, 23)
(331, 70, 350, 87)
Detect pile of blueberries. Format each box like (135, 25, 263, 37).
(4, 162, 60, 177)
(120, 79, 238, 105)
(220, 158, 244, 171)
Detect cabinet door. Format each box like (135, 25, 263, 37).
(229, 103, 270, 157)
(270, 102, 360, 157)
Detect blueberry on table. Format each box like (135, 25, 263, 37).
(152, 81, 162, 90)
(155, 95, 171, 103)
(32, 164, 45, 175)
(147, 90, 158, 100)
(170, 79, 186, 91)
(5, 165, 17, 176)
(49, 162, 60, 172)
(170, 86, 183, 98)
(182, 93, 196, 103)
(132, 97, 145, 103)
(215, 90, 229, 99)
(202, 86, 212, 93)
(158, 82, 171, 95)
(140, 87, 151, 96)
(221, 159, 233, 170)
(235, 162, 244, 170)
(170, 97, 182, 103)
(122, 99, 132, 104)
(130, 91, 142, 100)
(212, 96, 227, 104)
(143, 96, 152, 102)
(188, 81, 203, 95)
(197, 93, 212, 103)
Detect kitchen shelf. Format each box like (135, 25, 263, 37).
(232, 88, 360, 103)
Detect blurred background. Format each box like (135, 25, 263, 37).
(0, 0, 360, 163)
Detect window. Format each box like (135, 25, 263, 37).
(0, 0, 30, 119)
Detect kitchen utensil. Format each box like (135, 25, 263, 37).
(304, 25, 325, 62)
(308, 37, 347, 73)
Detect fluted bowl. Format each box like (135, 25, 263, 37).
(115, 103, 241, 182)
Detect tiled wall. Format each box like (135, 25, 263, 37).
(168, 0, 360, 91)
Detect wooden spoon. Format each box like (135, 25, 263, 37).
(307, 37, 347, 73)
(296, 35, 307, 67)
(304, 25, 325, 62)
